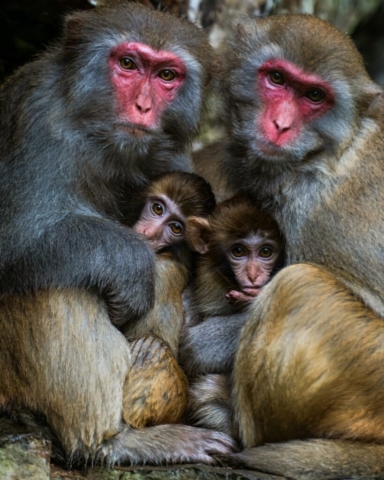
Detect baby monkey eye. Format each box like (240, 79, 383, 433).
(158, 70, 176, 81)
(268, 71, 285, 85)
(305, 89, 325, 103)
(152, 203, 163, 215)
(170, 223, 183, 235)
(259, 246, 274, 258)
(119, 57, 136, 70)
(231, 245, 246, 258)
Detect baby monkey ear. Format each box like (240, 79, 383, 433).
(186, 216, 211, 255)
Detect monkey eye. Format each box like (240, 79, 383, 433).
(119, 57, 137, 70)
(152, 203, 164, 215)
(268, 71, 285, 86)
(305, 89, 325, 103)
(259, 246, 274, 258)
(170, 222, 183, 235)
(231, 245, 246, 258)
(158, 69, 176, 81)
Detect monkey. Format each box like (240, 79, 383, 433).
(178, 195, 283, 435)
(132, 170, 216, 255)
(186, 194, 284, 320)
(121, 171, 216, 429)
(180, 13, 384, 479)
(125, 170, 216, 347)
(0, 1, 234, 467)
(179, 194, 283, 376)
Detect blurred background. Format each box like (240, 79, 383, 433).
(1, 0, 384, 85)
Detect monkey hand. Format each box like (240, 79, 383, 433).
(104, 228, 156, 326)
(226, 288, 261, 304)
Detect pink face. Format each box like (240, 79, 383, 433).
(225, 233, 281, 304)
(257, 59, 334, 147)
(109, 42, 186, 130)
(133, 194, 185, 251)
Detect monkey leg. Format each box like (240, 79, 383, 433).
(0, 290, 233, 465)
(234, 263, 384, 448)
(122, 336, 188, 428)
(188, 374, 232, 436)
(0, 289, 131, 459)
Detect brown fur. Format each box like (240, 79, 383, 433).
(188, 195, 283, 318)
(122, 252, 189, 428)
(0, 281, 233, 466)
(144, 171, 216, 221)
(124, 251, 188, 357)
(192, 142, 232, 202)
(123, 336, 188, 428)
(0, 289, 131, 458)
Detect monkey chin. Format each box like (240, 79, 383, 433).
(124, 126, 151, 139)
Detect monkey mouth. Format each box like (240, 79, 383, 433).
(116, 122, 153, 138)
(254, 138, 285, 158)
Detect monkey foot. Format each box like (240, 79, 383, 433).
(97, 424, 234, 466)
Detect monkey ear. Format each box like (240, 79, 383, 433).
(187, 217, 211, 255)
(236, 23, 247, 38)
(233, 15, 253, 39)
(362, 83, 383, 115)
(64, 12, 88, 47)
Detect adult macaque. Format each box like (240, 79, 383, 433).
(122, 172, 215, 428)
(180, 196, 283, 435)
(0, 2, 233, 467)
(186, 13, 384, 479)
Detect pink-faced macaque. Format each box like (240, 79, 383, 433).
(0, 2, 233, 468)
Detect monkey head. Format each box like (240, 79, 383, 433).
(134, 171, 216, 251)
(62, 2, 215, 155)
(188, 195, 284, 302)
(220, 14, 381, 183)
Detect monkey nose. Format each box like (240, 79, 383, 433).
(247, 268, 259, 284)
(136, 103, 151, 114)
(135, 94, 152, 114)
(273, 119, 291, 133)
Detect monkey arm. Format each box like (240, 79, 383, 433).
(0, 214, 155, 325)
(179, 313, 248, 376)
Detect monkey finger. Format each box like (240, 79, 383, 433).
(242, 288, 261, 297)
(226, 290, 255, 303)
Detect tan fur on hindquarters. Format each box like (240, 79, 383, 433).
(123, 336, 188, 428)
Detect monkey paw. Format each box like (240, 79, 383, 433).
(97, 424, 235, 466)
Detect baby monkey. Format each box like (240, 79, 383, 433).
(134, 171, 216, 253)
(188, 194, 284, 318)
(122, 171, 216, 429)
(182, 195, 284, 435)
